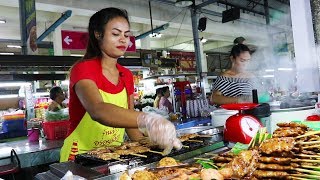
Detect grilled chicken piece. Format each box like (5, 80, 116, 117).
(273, 127, 306, 137)
(258, 157, 291, 165)
(257, 163, 294, 171)
(276, 122, 308, 129)
(253, 170, 288, 178)
(200, 169, 224, 180)
(179, 133, 200, 142)
(259, 137, 295, 154)
(212, 156, 233, 163)
(131, 170, 158, 180)
(129, 146, 150, 154)
(225, 150, 260, 178)
(87, 148, 111, 155)
(96, 153, 120, 160)
(158, 157, 178, 167)
(114, 149, 135, 155)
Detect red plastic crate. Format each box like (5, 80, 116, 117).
(42, 120, 70, 140)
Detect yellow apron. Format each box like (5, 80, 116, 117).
(60, 89, 127, 162)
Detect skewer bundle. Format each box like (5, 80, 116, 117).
(195, 122, 320, 179)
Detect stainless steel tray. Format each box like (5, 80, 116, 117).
(177, 126, 223, 135)
(96, 141, 226, 180)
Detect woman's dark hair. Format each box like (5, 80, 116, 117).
(233, 36, 246, 45)
(156, 87, 163, 95)
(161, 86, 169, 96)
(230, 44, 250, 58)
(83, 7, 129, 60)
(50, 86, 63, 100)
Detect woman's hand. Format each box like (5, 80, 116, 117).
(137, 113, 182, 155)
(238, 95, 253, 103)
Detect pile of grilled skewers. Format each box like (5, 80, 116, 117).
(85, 133, 210, 162)
(201, 122, 320, 179)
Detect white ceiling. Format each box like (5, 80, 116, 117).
(0, 0, 292, 55)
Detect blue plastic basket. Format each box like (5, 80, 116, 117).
(2, 119, 27, 133)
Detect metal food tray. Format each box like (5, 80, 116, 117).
(75, 127, 224, 178)
(96, 141, 227, 180)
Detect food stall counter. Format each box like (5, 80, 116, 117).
(0, 138, 63, 168)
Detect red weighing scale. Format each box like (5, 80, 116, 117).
(221, 103, 263, 144)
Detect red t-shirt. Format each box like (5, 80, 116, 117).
(68, 58, 134, 134)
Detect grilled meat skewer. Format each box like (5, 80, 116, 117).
(258, 157, 291, 165)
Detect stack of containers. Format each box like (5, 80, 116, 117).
(1, 112, 27, 138)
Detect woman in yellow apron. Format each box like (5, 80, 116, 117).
(60, 7, 182, 162)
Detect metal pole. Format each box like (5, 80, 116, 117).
(191, 1, 205, 98)
(19, 0, 27, 55)
(149, 0, 154, 36)
(264, 0, 270, 25)
(190, 2, 202, 75)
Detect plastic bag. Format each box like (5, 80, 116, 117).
(45, 108, 69, 122)
(61, 170, 86, 180)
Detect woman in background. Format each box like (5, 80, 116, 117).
(153, 87, 163, 108)
(48, 86, 66, 112)
(210, 44, 253, 105)
(159, 86, 173, 113)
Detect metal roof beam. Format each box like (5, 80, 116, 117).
(195, 0, 218, 9)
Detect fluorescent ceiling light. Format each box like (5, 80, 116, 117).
(7, 45, 21, 48)
(175, 0, 193, 7)
(0, 94, 19, 99)
(0, 82, 31, 87)
(0, 52, 14, 55)
(33, 92, 49, 97)
(278, 68, 293, 71)
(263, 75, 274, 78)
(265, 69, 274, 72)
(70, 54, 84, 57)
(0, 20, 6, 24)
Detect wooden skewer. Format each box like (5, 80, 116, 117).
(114, 157, 126, 161)
(182, 145, 189, 148)
(301, 165, 320, 170)
(295, 153, 320, 159)
(198, 135, 213, 138)
(130, 153, 147, 158)
(148, 150, 163, 155)
(290, 174, 320, 179)
(302, 144, 320, 149)
(288, 176, 312, 180)
(204, 152, 218, 156)
(295, 131, 320, 139)
(186, 139, 203, 143)
(194, 157, 210, 161)
(296, 168, 320, 176)
(292, 159, 320, 163)
(298, 140, 320, 145)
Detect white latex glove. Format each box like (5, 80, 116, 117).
(137, 112, 182, 155)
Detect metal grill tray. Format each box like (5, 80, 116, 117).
(75, 127, 224, 176)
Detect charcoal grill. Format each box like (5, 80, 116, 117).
(74, 126, 226, 179)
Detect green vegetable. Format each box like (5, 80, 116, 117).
(195, 159, 218, 169)
(231, 142, 248, 155)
